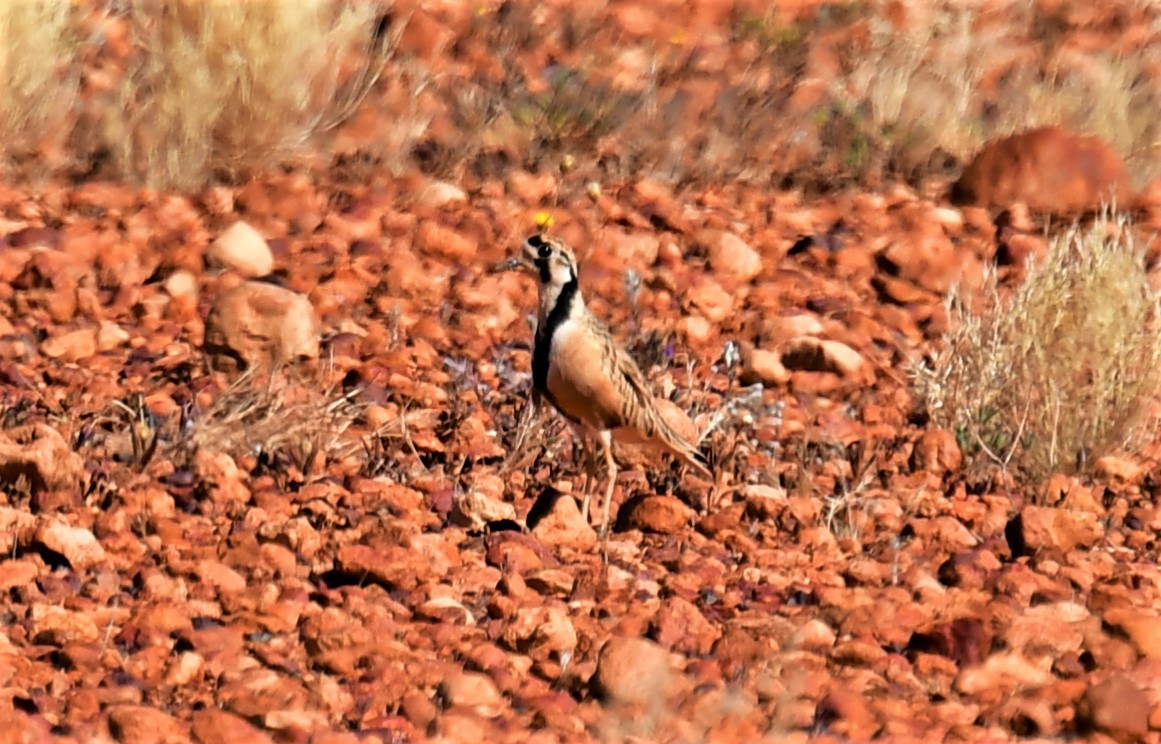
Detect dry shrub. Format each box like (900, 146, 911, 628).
(915, 213, 1161, 478)
(995, 56, 1161, 185)
(106, 0, 390, 190)
(0, 0, 82, 167)
(839, 2, 1161, 185)
(178, 372, 364, 481)
(842, 7, 992, 178)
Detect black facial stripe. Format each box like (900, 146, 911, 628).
(535, 258, 551, 283)
(532, 275, 578, 395)
(527, 234, 545, 248)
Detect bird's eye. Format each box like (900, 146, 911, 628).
(537, 244, 552, 258)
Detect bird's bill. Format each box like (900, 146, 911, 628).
(489, 256, 528, 274)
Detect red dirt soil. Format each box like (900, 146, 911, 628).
(1, 2, 1161, 743)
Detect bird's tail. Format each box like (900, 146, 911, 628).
(656, 418, 712, 478)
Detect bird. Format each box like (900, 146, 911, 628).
(491, 233, 712, 536)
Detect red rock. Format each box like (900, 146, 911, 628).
(911, 429, 963, 476)
(485, 531, 553, 573)
(165, 651, 205, 687)
(207, 221, 274, 278)
(41, 327, 97, 361)
(452, 485, 516, 530)
(684, 276, 734, 323)
(1077, 675, 1149, 739)
(0, 709, 52, 743)
(874, 274, 935, 305)
(106, 704, 186, 743)
(880, 211, 959, 294)
(528, 490, 597, 552)
(955, 651, 1054, 697)
(1092, 455, 1146, 485)
(194, 451, 251, 505)
(591, 636, 673, 708)
(505, 170, 557, 205)
(35, 519, 106, 570)
(400, 690, 438, 731)
(190, 705, 273, 742)
(97, 321, 131, 352)
(632, 179, 690, 233)
(817, 686, 879, 739)
(951, 126, 1133, 214)
(524, 568, 575, 597)
(195, 559, 247, 595)
(622, 494, 694, 534)
(702, 229, 762, 283)
(0, 507, 36, 555)
(502, 605, 577, 665)
(607, 228, 660, 266)
(1102, 608, 1161, 660)
(763, 314, 825, 341)
(416, 180, 467, 209)
(336, 544, 432, 591)
(431, 710, 491, 741)
(831, 638, 889, 667)
(739, 343, 789, 386)
(415, 595, 474, 625)
(29, 604, 101, 645)
(991, 696, 1058, 737)
(1014, 505, 1104, 553)
(438, 671, 505, 717)
(0, 558, 38, 590)
(0, 423, 86, 494)
(1000, 602, 1086, 658)
(741, 484, 787, 521)
(781, 337, 869, 380)
(651, 596, 721, 655)
(414, 220, 477, 262)
(997, 230, 1049, 268)
(203, 280, 320, 371)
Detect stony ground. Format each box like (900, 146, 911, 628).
(3, 1, 1161, 743)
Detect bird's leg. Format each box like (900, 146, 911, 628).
(577, 430, 594, 521)
(598, 429, 617, 538)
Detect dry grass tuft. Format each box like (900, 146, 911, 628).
(105, 0, 390, 190)
(178, 372, 364, 481)
(4, 0, 1160, 192)
(840, 4, 1161, 185)
(915, 213, 1161, 478)
(0, 0, 82, 168)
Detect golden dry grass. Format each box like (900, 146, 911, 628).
(1, 0, 1160, 192)
(177, 371, 364, 474)
(105, 0, 390, 190)
(915, 213, 1161, 478)
(840, 3, 1161, 185)
(0, 0, 82, 169)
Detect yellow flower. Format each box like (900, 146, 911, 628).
(535, 211, 555, 228)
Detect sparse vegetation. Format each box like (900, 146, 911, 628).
(4, 1, 1161, 740)
(174, 371, 364, 485)
(2, 0, 1160, 190)
(0, 0, 82, 171)
(0, 0, 391, 188)
(102, 0, 390, 189)
(915, 213, 1161, 478)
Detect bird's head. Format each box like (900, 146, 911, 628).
(490, 234, 578, 288)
